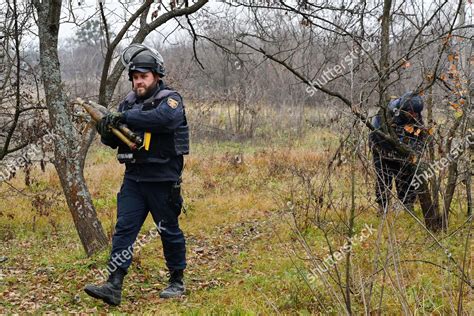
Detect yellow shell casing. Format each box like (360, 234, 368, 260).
(144, 132, 151, 151)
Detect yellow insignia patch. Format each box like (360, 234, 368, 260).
(167, 98, 179, 109)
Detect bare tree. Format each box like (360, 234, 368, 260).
(0, 0, 44, 161)
(27, 0, 209, 256)
(182, 0, 472, 313)
(212, 0, 472, 231)
(32, 0, 109, 256)
(0, 0, 48, 188)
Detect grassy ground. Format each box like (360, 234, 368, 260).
(0, 127, 472, 314)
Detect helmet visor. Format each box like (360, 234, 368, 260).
(121, 44, 164, 69)
(130, 67, 153, 73)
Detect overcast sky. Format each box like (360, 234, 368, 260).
(56, 0, 228, 45)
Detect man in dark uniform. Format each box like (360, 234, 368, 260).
(369, 92, 426, 215)
(84, 44, 189, 305)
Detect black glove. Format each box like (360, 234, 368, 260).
(96, 117, 114, 139)
(104, 112, 124, 129)
(96, 117, 119, 149)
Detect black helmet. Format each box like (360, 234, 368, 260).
(399, 91, 424, 113)
(121, 44, 165, 80)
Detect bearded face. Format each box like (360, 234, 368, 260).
(132, 71, 159, 97)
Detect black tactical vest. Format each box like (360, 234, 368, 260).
(117, 88, 189, 164)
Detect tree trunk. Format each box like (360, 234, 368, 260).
(418, 176, 444, 231)
(443, 161, 458, 225)
(421, 89, 444, 230)
(34, 0, 108, 256)
(467, 165, 472, 217)
(378, 0, 393, 137)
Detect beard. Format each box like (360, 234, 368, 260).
(134, 80, 158, 97)
(135, 84, 153, 97)
(135, 86, 147, 97)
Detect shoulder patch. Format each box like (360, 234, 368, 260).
(167, 98, 179, 109)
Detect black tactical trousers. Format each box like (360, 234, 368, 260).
(372, 151, 418, 211)
(109, 178, 186, 273)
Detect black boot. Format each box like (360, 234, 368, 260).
(84, 268, 126, 306)
(160, 269, 185, 298)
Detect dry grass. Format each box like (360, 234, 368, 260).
(0, 126, 473, 314)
